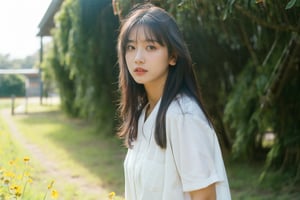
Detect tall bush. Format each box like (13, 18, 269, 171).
(42, 0, 119, 129)
(0, 75, 25, 97)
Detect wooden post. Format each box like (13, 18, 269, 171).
(11, 95, 15, 115)
(25, 95, 28, 114)
(39, 36, 44, 105)
(25, 78, 29, 114)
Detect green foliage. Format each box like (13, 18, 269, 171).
(266, 67, 300, 176)
(285, 0, 300, 9)
(42, 0, 119, 128)
(42, 42, 79, 117)
(0, 75, 25, 97)
(0, 54, 12, 69)
(0, 54, 37, 69)
(221, 0, 300, 178)
(69, 0, 119, 123)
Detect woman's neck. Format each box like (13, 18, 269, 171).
(145, 84, 163, 108)
(144, 83, 164, 118)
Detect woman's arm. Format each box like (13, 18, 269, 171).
(189, 183, 216, 200)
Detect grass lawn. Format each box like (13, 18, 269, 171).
(227, 160, 299, 200)
(17, 108, 126, 195)
(1, 98, 125, 199)
(1, 97, 299, 199)
(0, 103, 62, 199)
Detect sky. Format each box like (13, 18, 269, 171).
(0, 0, 52, 59)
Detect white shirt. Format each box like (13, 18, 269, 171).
(124, 95, 231, 200)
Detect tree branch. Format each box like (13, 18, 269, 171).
(238, 21, 259, 66)
(234, 4, 300, 33)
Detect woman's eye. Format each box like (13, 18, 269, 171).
(126, 45, 135, 51)
(146, 45, 156, 51)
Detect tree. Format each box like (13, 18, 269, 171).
(0, 53, 38, 69)
(42, 42, 79, 116)
(42, 0, 119, 129)
(0, 74, 25, 97)
(0, 54, 12, 69)
(221, 0, 300, 180)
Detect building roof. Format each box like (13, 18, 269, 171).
(37, 0, 63, 36)
(0, 69, 39, 75)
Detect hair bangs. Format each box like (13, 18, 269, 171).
(123, 15, 167, 50)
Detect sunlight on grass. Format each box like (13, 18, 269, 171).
(0, 97, 25, 110)
(0, 114, 59, 199)
(1, 98, 125, 199)
(11, 103, 126, 198)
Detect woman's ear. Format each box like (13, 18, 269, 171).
(169, 55, 177, 66)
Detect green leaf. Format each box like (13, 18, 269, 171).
(285, 0, 297, 9)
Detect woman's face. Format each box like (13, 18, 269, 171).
(125, 26, 176, 89)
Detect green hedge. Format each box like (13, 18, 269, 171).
(0, 74, 25, 97)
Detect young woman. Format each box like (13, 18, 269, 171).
(117, 3, 231, 200)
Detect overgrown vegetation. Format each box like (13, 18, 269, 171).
(0, 75, 25, 97)
(42, 0, 119, 128)
(0, 110, 58, 199)
(0, 54, 38, 69)
(0, 53, 40, 98)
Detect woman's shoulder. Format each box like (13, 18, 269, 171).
(166, 94, 206, 120)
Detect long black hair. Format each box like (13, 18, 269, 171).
(117, 3, 213, 148)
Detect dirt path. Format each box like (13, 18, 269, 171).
(1, 106, 107, 199)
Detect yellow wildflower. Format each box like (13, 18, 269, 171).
(27, 177, 33, 184)
(48, 180, 55, 189)
(108, 191, 116, 199)
(51, 189, 59, 199)
(10, 184, 22, 194)
(16, 191, 22, 197)
(4, 179, 10, 185)
(23, 157, 30, 162)
(24, 171, 30, 177)
(9, 159, 16, 165)
(17, 174, 23, 180)
(4, 171, 15, 178)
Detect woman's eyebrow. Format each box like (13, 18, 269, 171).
(126, 38, 159, 44)
(127, 39, 136, 43)
(145, 39, 158, 43)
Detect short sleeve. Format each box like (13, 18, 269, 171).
(166, 112, 223, 192)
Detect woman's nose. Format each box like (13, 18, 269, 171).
(134, 49, 144, 64)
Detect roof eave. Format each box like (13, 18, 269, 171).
(37, 0, 63, 37)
